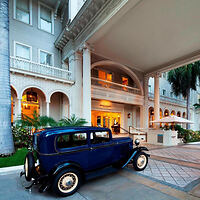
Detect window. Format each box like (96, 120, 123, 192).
(98, 70, 112, 87)
(38, 3, 54, 33)
(39, 50, 53, 66)
(57, 133, 87, 149)
(162, 89, 166, 96)
(15, 42, 31, 60)
(148, 85, 152, 93)
(14, 0, 32, 24)
(162, 72, 167, 79)
(90, 131, 110, 144)
(122, 77, 128, 86)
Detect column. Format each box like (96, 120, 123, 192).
(46, 101, 50, 117)
(17, 98, 22, 120)
(143, 75, 149, 129)
(68, 51, 82, 118)
(82, 45, 91, 125)
(154, 73, 161, 129)
(139, 105, 144, 128)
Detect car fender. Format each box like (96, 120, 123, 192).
(51, 162, 84, 178)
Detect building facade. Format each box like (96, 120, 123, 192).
(8, 0, 200, 137)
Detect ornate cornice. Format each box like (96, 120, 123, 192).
(55, 0, 109, 50)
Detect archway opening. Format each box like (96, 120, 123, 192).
(91, 61, 143, 95)
(149, 107, 154, 128)
(171, 110, 176, 116)
(50, 92, 69, 121)
(177, 111, 181, 117)
(21, 88, 46, 119)
(11, 86, 17, 123)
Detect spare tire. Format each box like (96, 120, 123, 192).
(24, 152, 35, 181)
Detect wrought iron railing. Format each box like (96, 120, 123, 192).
(91, 77, 141, 95)
(10, 57, 73, 82)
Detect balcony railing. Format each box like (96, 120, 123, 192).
(10, 57, 73, 82)
(91, 77, 141, 95)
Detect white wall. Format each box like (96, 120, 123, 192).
(69, 0, 85, 21)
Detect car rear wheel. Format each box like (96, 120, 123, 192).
(133, 152, 148, 171)
(24, 152, 35, 181)
(52, 168, 82, 197)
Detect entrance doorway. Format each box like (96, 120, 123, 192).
(91, 111, 121, 132)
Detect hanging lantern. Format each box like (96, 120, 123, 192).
(27, 91, 37, 102)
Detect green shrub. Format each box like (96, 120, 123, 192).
(12, 125, 32, 148)
(173, 125, 200, 143)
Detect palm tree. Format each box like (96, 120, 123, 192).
(0, 0, 14, 155)
(16, 110, 57, 131)
(168, 63, 200, 129)
(59, 114, 87, 127)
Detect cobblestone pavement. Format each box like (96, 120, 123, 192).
(135, 159, 200, 189)
(149, 145, 200, 163)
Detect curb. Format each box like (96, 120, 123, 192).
(0, 165, 23, 175)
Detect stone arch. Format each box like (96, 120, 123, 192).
(48, 89, 70, 104)
(49, 91, 70, 121)
(164, 109, 169, 117)
(11, 86, 18, 123)
(11, 85, 18, 98)
(21, 87, 46, 118)
(171, 110, 176, 116)
(91, 60, 144, 95)
(177, 111, 181, 117)
(148, 107, 154, 128)
(20, 85, 46, 100)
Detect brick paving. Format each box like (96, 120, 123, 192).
(149, 146, 200, 164)
(135, 159, 200, 188)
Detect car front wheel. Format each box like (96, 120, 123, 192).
(52, 168, 82, 197)
(133, 152, 148, 171)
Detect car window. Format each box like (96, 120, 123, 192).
(57, 133, 87, 149)
(91, 131, 110, 145)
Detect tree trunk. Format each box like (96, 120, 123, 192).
(186, 88, 190, 129)
(0, 0, 14, 155)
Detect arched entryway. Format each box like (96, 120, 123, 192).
(171, 110, 176, 116)
(11, 86, 18, 123)
(164, 109, 169, 117)
(49, 92, 69, 121)
(21, 87, 46, 119)
(182, 112, 186, 118)
(177, 111, 181, 117)
(149, 107, 154, 128)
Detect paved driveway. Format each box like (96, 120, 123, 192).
(0, 167, 198, 200)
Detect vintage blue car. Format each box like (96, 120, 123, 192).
(22, 126, 149, 196)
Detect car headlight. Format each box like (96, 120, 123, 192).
(135, 139, 140, 146)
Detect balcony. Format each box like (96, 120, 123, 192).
(148, 92, 187, 106)
(10, 57, 74, 84)
(91, 77, 141, 95)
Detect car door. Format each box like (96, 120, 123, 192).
(55, 132, 90, 170)
(88, 131, 114, 170)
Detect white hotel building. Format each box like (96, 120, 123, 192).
(9, 0, 200, 142)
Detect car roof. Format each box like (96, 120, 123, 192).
(35, 126, 111, 137)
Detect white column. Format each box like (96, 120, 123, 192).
(17, 98, 22, 119)
(154, 73, 160, 129)
(46, 101, 50, 117)
(68, 51, 82, 118)
(82, 46, 91, 125)
(143, 75, 149, 129)
(139, 106, 144, 128)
